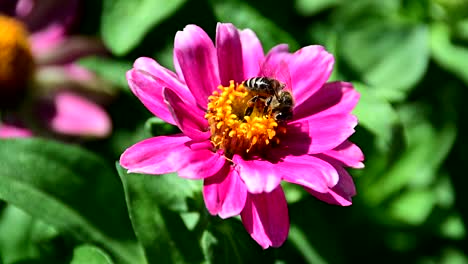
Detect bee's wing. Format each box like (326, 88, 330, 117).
(259, 59, 292, 93)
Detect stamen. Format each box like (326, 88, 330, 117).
(205, 81, 288, 158)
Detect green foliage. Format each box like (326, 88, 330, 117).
(70, 245, 113, 264)
(0, 139, 142, 263)
(101, 0, 187, 55)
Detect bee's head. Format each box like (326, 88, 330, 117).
(273, 108, 293, 122)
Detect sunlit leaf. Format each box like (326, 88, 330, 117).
(70, 245, 113, 264)
(389, 189, 436, 225)
(352, 83, 399, 148)
(431, 22, 468, 85)
(101, 0, 187, 55)
(0, 205, 58, 263)
(116, 164, 203, 264)
(288, 225, 327, 264)
(294, 0, 342, 16)
(364, 106, 456, 205)
(0, 138, 143, 264)
(201, 218, 270, 264)
(341, 22, 429, 102)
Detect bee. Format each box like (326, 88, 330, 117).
(242, 77, 294, 122)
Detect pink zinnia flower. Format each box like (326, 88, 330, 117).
(0, 0, 111, 138)
(120, 23, 364, 248)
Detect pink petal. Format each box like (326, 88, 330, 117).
(262, 44, 291, 70)
(163, 88, 210, 141)
(305, 159, 356, 206)
(35, 36, 108, 65)
(134, 57, 190, 99)
(120, 135, 225, 179)
(30, 25, 66, 56)
(203, 164, 247, 219)
(174, 25, 220, 109)
(233, 155, 282, 194)
(241, 186, 289, 249)
(287, 46, 334, 107)
(216, 23, 244, 85)
(0, 123, 33, 138)
(38, 91, 111, 137)
(285, 114, 357, 154)
(127, 64, 189, 125)
(322, 141, 365, 168)
(294, 82, 360, 121)
(276, 154, 339, 192)
(15, 0, 33, 17)
(28, 0, 79, 56)
(239, 28, 264, 78)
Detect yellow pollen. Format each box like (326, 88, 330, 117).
(0, 15, 35, 91)
(205, 80, 288, 158)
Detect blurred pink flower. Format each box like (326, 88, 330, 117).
(0, 0, 111, 138)
(120, 23, 364, 248)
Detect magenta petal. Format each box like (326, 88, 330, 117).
(305, 160, 356, 206)
(216, 23, 244, 85)
(260, 44, 291, 77)
(120, 135, 225, 179)
(174, 25, 220, 108)
(38, 91, 111, 137)
(322, 141, 365, 168)
(272, 154, 339, 192)
(288, 46, 334, 107)
(28, 0, 79, 55)
(127, 67, 185, 125)
(239, 28, 264, 78)
(294, 82, 359, 121)
(233, 155, 282, 194)
(163, 88, 210, 141)
(286, 114, 357, 154)
(133, 57, 190, 98)
(35, 36, 108, 65)
(0, 123, 33, 138)
(241, 187, 289, 249)
(203, 164, 247, 218)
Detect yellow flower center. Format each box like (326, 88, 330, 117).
(0, 15, 35, 91)
(205, 81, 287, 158)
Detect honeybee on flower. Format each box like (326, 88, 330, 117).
(120, 23, 364, 249)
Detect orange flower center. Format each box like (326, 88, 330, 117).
(205, 81, 287, 158)
(0, 15, 35, 91)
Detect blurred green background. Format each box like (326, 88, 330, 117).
(1, 0, 468, 263)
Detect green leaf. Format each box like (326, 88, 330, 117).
(0, 138, 143, 264)
(201, 218, 270, 264)
(101, 0, 187, 55)
(144, 117, 180, 137)
(0, 205, 57, 263)
(79, 57, 132, 90)
(341, 22, 429, 102)
(212, 1, 299, 51)
(70, 245, 113, 264)
(389, 189, 436, 225)
(295, 0, 342, 16)
(116, 164, 203, 264)
(288, 225, 328, 264)
(364, 106, 456, 205)
(352, 83, 399, 148)
(431, 22, 468, 85)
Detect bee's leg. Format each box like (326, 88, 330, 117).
(244, 95, 269, 119)
(263, 96, 273, 115)
(244, 95, 260, 117)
